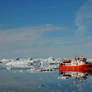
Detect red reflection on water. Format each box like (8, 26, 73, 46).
(59, 67, 92, 80)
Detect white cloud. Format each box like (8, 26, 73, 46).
(1, 23, 90, 58)
(0, 24, 65, 57)
(75, 0, 92, 39)
(0, 24, 64, 42)
(2, 44, 91, 58)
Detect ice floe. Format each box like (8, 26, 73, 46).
(0, 57, 62, 72)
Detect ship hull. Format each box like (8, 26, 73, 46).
(59, 63, 92, 72)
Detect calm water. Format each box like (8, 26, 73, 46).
(0, 69, 92, 92)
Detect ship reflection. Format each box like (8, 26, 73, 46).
(58, 68, 92, 80)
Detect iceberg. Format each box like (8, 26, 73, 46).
(0, 57, 62, 72)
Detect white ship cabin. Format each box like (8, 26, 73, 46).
(62, 57, 87, 66)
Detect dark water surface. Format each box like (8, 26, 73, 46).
(0, 69, 92, 92)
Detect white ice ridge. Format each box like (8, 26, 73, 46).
(0, 57, 62, 72)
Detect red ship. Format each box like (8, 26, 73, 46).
(59, 57, 92, 80)
(59, 57, 92, 71)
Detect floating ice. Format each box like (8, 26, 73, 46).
(0, 57, 62, 72)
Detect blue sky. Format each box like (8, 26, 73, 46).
(0, 0, 92, 58)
